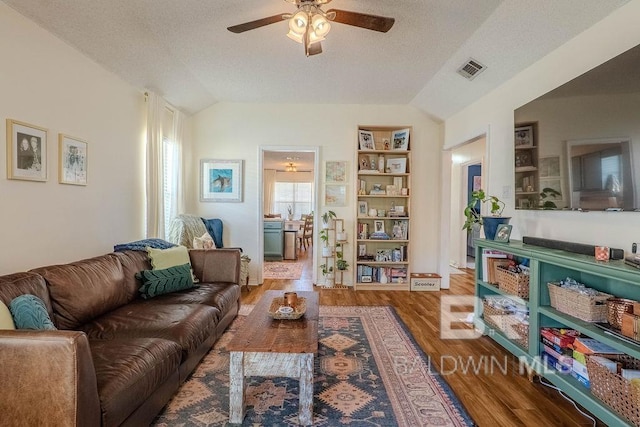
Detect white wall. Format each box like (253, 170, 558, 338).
(187, 103, 442, 285)
(444, 0, 640, 252)
(0, 4, 146, 274)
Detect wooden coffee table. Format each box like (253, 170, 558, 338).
(227, 290, 319, 425)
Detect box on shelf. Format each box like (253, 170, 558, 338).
(410, 273, 441, 291)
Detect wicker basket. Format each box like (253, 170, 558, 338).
(496, 266, 530, 299)
(607, 298, 636, 330)
(587, 354, 640, 426)
(482, 299, 528, 349)
(547, 282, 612, 322)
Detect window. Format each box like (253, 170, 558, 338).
(273, 182, 313, 218)
(163, 137, 179, 238)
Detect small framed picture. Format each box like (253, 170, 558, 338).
(358, 200, 368, 216)
(359, 244, 366, 257)
(391, 128, 410, 151)
(494, 224, 513, 243)
(514, 125, 533, 147)
(386, 158, 407, 174)
(6, 119, 48, 181)
(515, 151, 533, 168)
(200, 159, 244, 202)
(373, 219, 385, 233)
(59, 134, 88, 185)
(359, 130, 375, 150)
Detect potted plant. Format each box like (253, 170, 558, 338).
(320, 263, 334, 287)
(462, 189, 510, 240)
(321, 210, 337, 229)
(319, 228, 333, 257)
(336, 243, 349, 271)
(539, 187, 562, 209)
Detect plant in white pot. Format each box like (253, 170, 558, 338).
(321, 210, 337, 229)
(462, 189, 509, 240)
(319, 228, 333, 257)
(320, 263, 334, 287)
(336, 243, 349, 271)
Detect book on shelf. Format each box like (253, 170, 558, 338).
(573, 337, 623, 356)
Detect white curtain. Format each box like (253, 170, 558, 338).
(146, 91, 164, 238)
(264, 169, 277, 214)
(146, 91, 185, 239)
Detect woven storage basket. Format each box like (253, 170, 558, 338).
(547, 282, 612, 322)
(587, 354, 640, 426)
(607, 298, 636, 330)
(496, 266, 530, 299)
(482, 299, 528, 349)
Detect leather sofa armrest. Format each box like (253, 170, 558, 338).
(0, 330, 101, 427)
(189, 248, 241, 284)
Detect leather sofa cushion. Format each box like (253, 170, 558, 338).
(31, 254, 129, 330)
(152, 283, 240, 322)
(82, 303, 218, 359)
(0, 273, 55, 325)
(90, 338, 181, 427)
(112, 250, 152, 302)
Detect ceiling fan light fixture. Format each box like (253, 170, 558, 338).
(285, 162, 297, 172)
(311, 14, 331, 38)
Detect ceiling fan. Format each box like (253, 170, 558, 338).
(227, 0, 395, 57)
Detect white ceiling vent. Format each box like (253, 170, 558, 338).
(457, 58, 486, 80)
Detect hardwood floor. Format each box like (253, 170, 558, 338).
(246, 250, 602, 427)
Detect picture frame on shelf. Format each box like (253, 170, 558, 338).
(325, 184, 347, 206)
(358, 130, 375, 150)
(200, 159, 244, 202)
(494, 224, 513, 243)
(515, 151, 533, 168)
(373, 220, 385, 233)
(358, 200, 368, 216)
(59, 134, 88, 185)
(6, 119, 48, 181)
(386, 158, 407, 174)
(358, 154, 371, 170)
(514, 125, 534, 147)
(358, 244, 366, 257)
(391, 128, 410, 150)
(325, 160, 347, 183)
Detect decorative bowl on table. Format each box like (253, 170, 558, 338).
(268, 297, 307, 320)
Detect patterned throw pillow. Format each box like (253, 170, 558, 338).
(136, 263, 195, 299)
(0, 300, 16, 330)
(193, 232, 215, 249)
(9, 294, 56, 330)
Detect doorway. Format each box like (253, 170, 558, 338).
(258, 146, 320, 285)
(449, 135, 486, 270)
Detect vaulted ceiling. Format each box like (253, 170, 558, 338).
(3, 0, 629, 120)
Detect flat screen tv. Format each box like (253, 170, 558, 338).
(514, 43, 640, 211)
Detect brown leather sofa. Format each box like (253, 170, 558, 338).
(0, 248, 242, 427)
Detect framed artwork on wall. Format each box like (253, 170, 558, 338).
(325, 184, 347, 207)
(59, 134, 88, 185)
(6, 119, 48, 181)
(200, 159, 244, 202)
(325, 160, 348, 183)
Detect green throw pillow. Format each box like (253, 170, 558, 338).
(0, 300, 16, 330)
(9, 294, 56, 330)
(146, 245, 198, 282)
(136, 263, 195, 299)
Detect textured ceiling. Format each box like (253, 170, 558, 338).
(3, 0, 629, 119)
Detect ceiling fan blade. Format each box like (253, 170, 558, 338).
(327, 9, 395, 33)
(308, 42, 322, 56)
(227, 14, 286, 33)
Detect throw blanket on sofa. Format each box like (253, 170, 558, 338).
(168, 214, 208, 248)
(201, 218, 224, 249)
(114, 238, 176, 252)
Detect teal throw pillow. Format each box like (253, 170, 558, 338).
(9, 294, 57, 330)
(136, 263, 195, 299)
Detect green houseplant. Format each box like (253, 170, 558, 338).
(321, 210, 337, 229)
(320, 262, 334, 287)
(336, 243, 349, 271)
(462, 189, 510, 240)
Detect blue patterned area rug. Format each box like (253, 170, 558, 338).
(153, 305, 474, 426)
